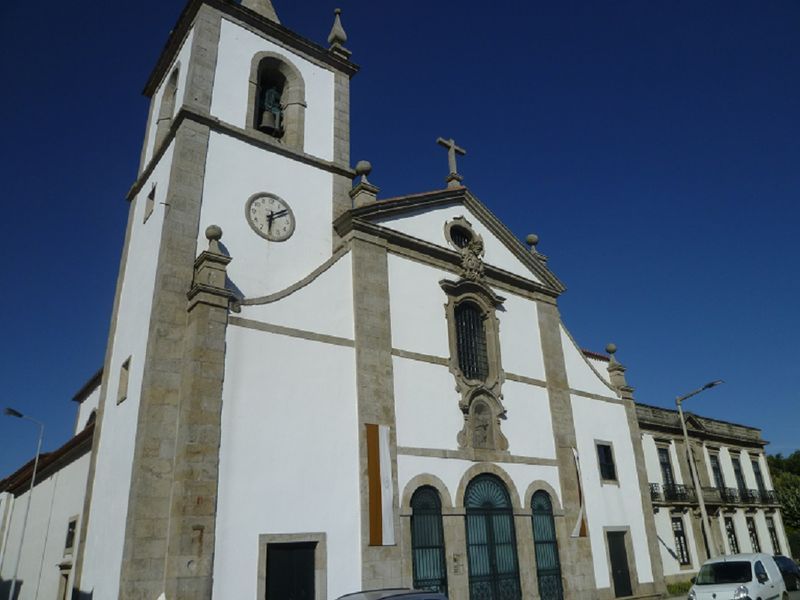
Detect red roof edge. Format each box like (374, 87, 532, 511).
(582, 348, 610, 362)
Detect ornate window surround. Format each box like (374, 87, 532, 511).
(247, 51, 307, 151)
(440, 216, 508, 452)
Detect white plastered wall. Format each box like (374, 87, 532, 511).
(213, 326, 361, 599)
(375, 205, 541, 283)
(211, 18, 336, 161)
(718, 447, 738, 490)
(654, 510, 700, 576)
(142, 28, 194, 167)
(198, 131, 335, 299)
(79, 144, 173, 598)
(0, 454, 90, 600)
(642, 434, 661, 484)
(571, 395, 654, 589)
(560, 326, 617, 398)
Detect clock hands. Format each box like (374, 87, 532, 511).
(266, 209, 289, 230)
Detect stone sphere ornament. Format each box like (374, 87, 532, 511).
(355, 160, 373, 179)
(206, 225, 223, 242)
(526, 234, 539, 247)
(605, 343, 617, 355)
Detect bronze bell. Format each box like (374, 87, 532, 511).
(259, 110, 278, 134)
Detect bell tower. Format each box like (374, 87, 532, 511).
(73, 1, 357, 598)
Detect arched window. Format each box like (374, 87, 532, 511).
(455, 301, 489, 381)
(154, 67, 179, 150)
(464, 474, 521, 600)
(248, 54, 306, 150)
(410, 487, 448, 595)
(532, 491, 563, 600)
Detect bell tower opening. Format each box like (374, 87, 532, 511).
(248, 53, 307, 150)
(256, 66, 286, 138)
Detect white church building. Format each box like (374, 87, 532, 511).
(0, 1, 790, 599)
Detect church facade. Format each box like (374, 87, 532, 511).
(0, 1, 790, 600)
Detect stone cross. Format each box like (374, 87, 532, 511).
(437, 137, 466, 188)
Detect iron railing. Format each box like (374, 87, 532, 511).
(651, 484, 780, 507)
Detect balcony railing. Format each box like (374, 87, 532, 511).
(663, 483, 695, 503)
(650, 484, 780, 507)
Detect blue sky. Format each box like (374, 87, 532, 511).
(1, 0, 798, 476)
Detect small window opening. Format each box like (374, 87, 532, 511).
(671, 517, 691, 566)
(64, 518, 77, 554)
(597, 443, 617, 482)
(256, 69, 286, 138)
(450, 225, 472, 249)
(117, 356, 131, 405)
(144, 183, 156, 223)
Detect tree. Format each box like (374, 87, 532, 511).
(770, 451, 800, 557)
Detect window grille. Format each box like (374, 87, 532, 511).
(725, 517, 739, 554)
(751, 459, 766, 494)
(411, 487, 448, 595)
(671, 517, 691, 566)
(597, 444, 617, 481)
(455, 302, 489, 380)
(464, 475, 521, 600)
(746, 517, 760, 553)
(450, 225, 472, 249)
(766, 517, 781, 555)
(733, 458, 747, 493)
(658, 447, 675, 487)
(532, 492, 563, 600)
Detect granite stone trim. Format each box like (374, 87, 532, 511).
(390, 348, 449, 367)
(536, 301, 597, 599)
(600, 526, 642, 600)
(118, 118, 214, 600)
(570, 388, 626, 405)
(256, 532, 327, 600)
(399, 474, 454, 510)
(228, 316, 354, 347)
(143, 0, 357, 97)
(185, 5, 222, 115)
(595, 439, 620, 486)
(454, 463, 522, 509)
(245, 51, 306, 150)
(332, 71, 352, 224)
(130, 108, 355, 201)
(504, 372, 548, 388)
(70, 196, 139, 597)
(351, 236, 402, 589)
(397, 447, 559, 468)
(337, 217, 562, 300)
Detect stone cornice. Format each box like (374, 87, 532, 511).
(336, 217, 562, 300)
(338, 188, 566, 295)
(128, 107, 356, 201)
(144, 0, 358, 97)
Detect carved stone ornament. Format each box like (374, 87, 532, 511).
(440, 221, 508, 452)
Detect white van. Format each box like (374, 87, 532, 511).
(688, 553, 787, 600)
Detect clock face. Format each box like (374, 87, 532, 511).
(245, 193, 296, 242)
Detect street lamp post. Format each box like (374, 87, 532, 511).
(4, 408, 45, 600)
(675, 380, 723, 560)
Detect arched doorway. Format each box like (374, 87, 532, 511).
(532, 491, 563, 600)
(410, 486, 448, 595)
(464, 474, 521, 600)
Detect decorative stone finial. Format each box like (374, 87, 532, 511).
(526, 234, 539, 248)
(205, 225, 223, 254)
(355, 160, 372, 183)
(605, 342, 633, 397)
(328, 8, 350, 58)
(241, 0, 280, 23)
(350, 160, 379, 208)
(605, 343, 617, 355)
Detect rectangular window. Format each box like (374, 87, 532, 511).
(117, 356, 131, 405)
(733, 456, 747, 493)
(724, 517, 739, 554)
(596, 443, 617, 482)
(746, 517, 760, 553)
(266, 542, 316, 600)
(658, 446, 675, 487)
(144, 183, 156, 223)
(64, 517, 77, 554)
(671, 517, 691, 566)
(766, 517, 782, 555)
(709, 454, 725, 489)
(751, 459, 766, 494)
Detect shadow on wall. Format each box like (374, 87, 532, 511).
(0, 578, 23, 600)
(657, 535, 679, 561)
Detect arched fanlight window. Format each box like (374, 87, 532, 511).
(464, 474, 521, 600)
(532, 491, 563, 600)
(455, 301, 489, 381)
(410, 487, 448, 595)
